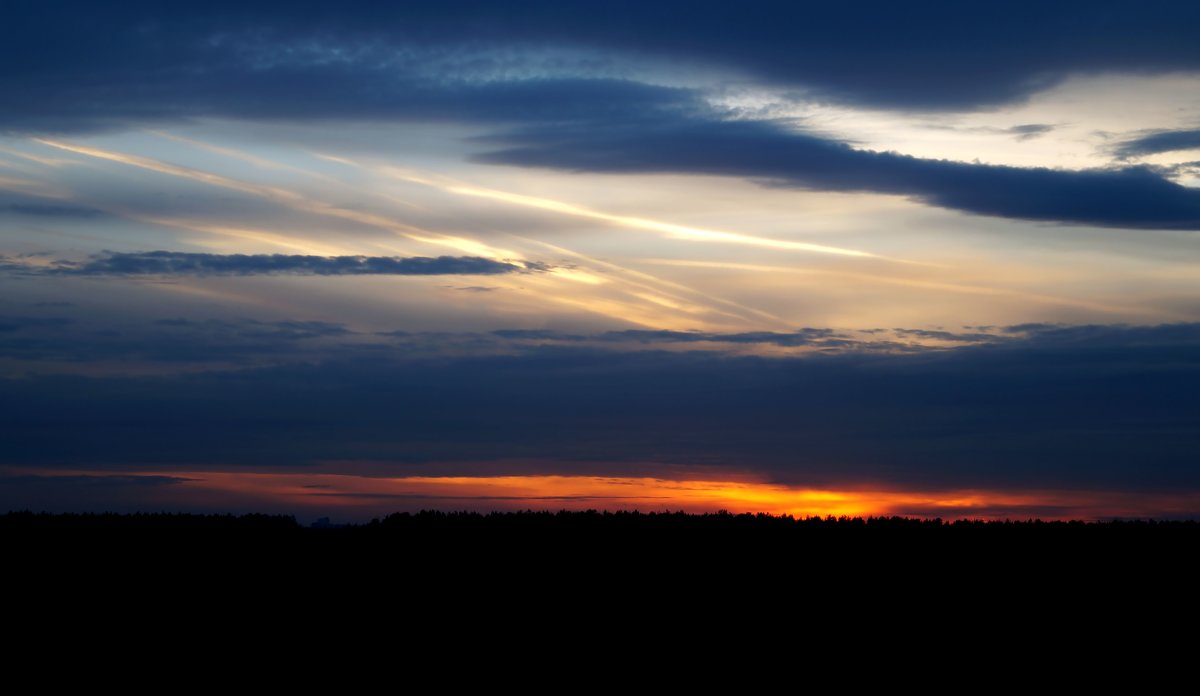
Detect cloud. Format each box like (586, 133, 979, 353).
(0, 472, 198, 514)
(41, 251, 526, 276)
(0, 203, 104, 217)
(0, 257, 27, 273)
(0, 10, 703, 134)
(478, 119, 1200, 230)
(0, 473, 194, 488)
(495, 328, 846, 347)
(0, 320, 950, 368)
(3, 321, 1199, 493)
(5, 5, 1195, 231)
(894, 329, 997, 343)
(155, 318, 353, 339)
(0, 317, 355, 365)
(0, 316, 73, 332)
(1116, 129, 1200, 158)
(451, 286, 500, 293)
(604, 329, 841, 346)
(1, 3, 1198, 135)
(1006, 124, 1056, 141)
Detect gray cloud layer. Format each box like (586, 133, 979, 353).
(35, 251, 527, 276)
(0, 203, 104, 217)
(3, 319, 1199, 492)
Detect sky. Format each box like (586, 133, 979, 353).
(3, 1, 1200, 521)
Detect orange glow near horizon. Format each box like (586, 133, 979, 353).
(12, 468, 1198, 521)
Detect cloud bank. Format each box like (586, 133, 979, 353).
(1117, 129, 1200, 158)
(478, 119, 1200, 230)
(3, 321, 1198, 493)
(4, 0, 1199, 128)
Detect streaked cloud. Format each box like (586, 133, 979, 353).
(443, 182, 883, 258)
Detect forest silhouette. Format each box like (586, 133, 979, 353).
(7, 509, 1196, 566)
(7, 511, 1195, 613)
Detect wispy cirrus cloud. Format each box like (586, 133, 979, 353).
(493, 327, 849, 347)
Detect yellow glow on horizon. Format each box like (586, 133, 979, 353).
(15, 467, 1194, 521)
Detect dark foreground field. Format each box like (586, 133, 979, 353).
(7, 510, 1199, 632)
(7, 509, 1197, 573)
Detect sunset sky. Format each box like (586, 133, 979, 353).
(4, 1, 1200, 521)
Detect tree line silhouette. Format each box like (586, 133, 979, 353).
(6, 510, 1195, 614)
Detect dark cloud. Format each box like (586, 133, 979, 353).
(2, 0, 1198, 131)
(155, 318, 352, 339)
(0, 257, 27, 273)
(1002, 323, 1060, 334)
(0, 321, 883, 368)
(0, 473, 194, 488)
(44, 251, 526, 276)
(0, 317, 354, 365)
(0, 472, 197, 515)
(3, 322, 1199, 493)
(1116, 129, 1200, 158)
(0, 316, 73, 332)
(894, 329, 997, 343)
(302, 492, 669, 501)
(492, 329, 587, 341)
(1, 8, 702, 133)
(478, 119, 1200, 230)
(0, 203, 104, 217)
(1006, 124, 1056, 141)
